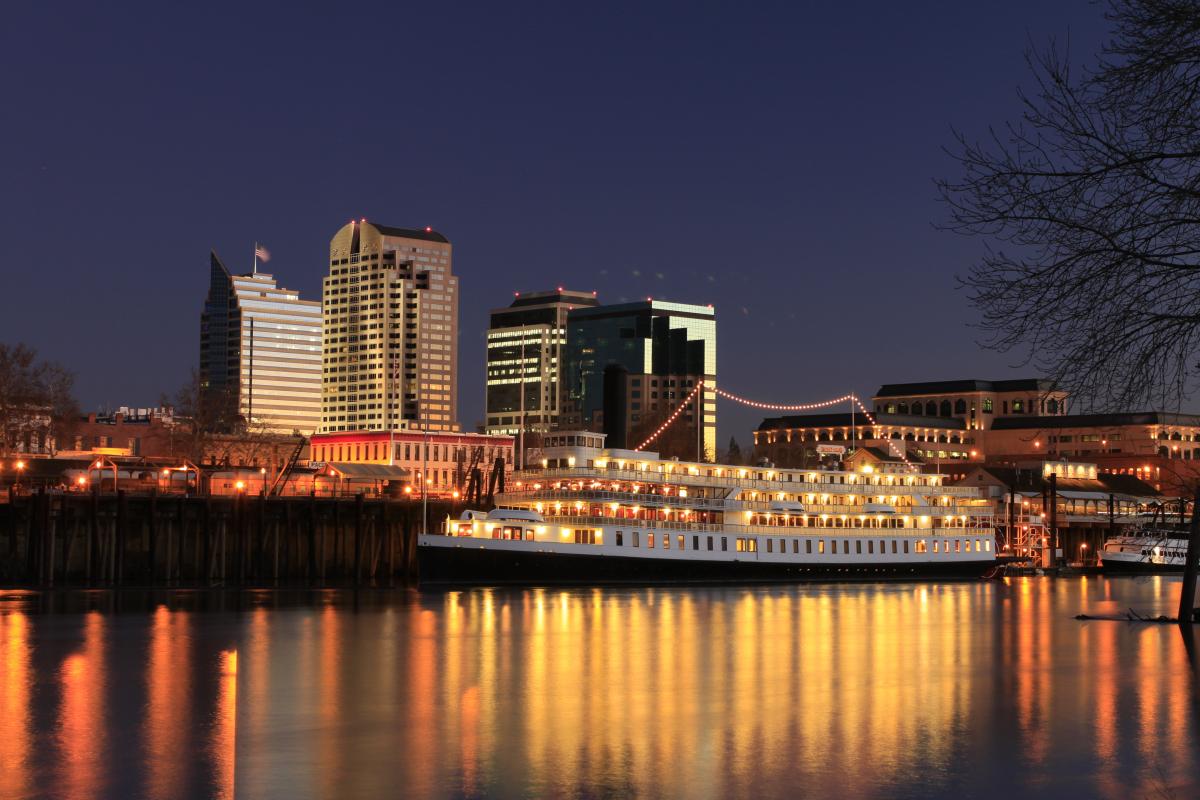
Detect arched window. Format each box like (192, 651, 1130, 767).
(898, 402, 909, 414)
(904, 432, 915, 441)
(1172, 431, 1183, 440)
(925, 401, 937, 415)
(950, 435, 961, 444)
(937, 434, 948, 443)
(832, 431, 845, 441)
(910, 402, 922, 415)
(954, 399, 967, 414)
(939, 400, 952, 416)
(891, 432, 901, 439)
(1159, 446, 1170, 457)
(1047, 398, 1059, 414)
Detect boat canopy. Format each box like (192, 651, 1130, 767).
(863, 503, 896, 514)
(488, 508, 544, 523)
(769, 500, 806, 513)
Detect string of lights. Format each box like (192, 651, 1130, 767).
(711, 387, 855, 411)
(850, 395, 918, 470)
(634, 380, 705, 451)
(632, 383, 919, 471)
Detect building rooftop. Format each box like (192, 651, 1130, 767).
(962, 465, 1161, 498)
(368, 222, 450, 244)
(569, 299, 715, 320)
(757, 412, 966, 431)
(874, 378, 1056, 397)
(989, 411, 1200, 430)
(506, 289, 600, 309)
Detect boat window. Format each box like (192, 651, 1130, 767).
(867, 541, 873, 554)
(879, 540, 886, 554)
(844, 540, 850, 553)
(648, 533, 655, 549)
(767, 539, 773, 553)
(933, 541, 940, 553)
(830, 540, 837, 554)
(904, 540, 910, 554)
(707, 536, 713, 551)
(857, 541, 863, 554)
(793, 539, 799, 554)
(985, 540, 991, 552)
(616, 531, 624, 546)
(721, 537, 728, 552)
(633, 532, 640, 547)
(678, 535, 685, 550)
(693, 535, 699, 550)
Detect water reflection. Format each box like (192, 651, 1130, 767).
(0, 611, 31, 799)
(56, 612, 106, 800)
(0, 579, 1195, 799)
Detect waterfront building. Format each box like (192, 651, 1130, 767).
(309, 429, 513, 498)
(62, 407, 179, 458)
(954, 460, 1162, 565)
(485, 289, 599, 441)
(755, 412, 976, 468)
(562, 299, 716, 461)
(200, 252, 322, 435)
(984, 411, 1200, 492)
(321, 221, 458, 433)
(872, 378, 1068, 432)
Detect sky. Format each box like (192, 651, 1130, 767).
(0, 0, 1110, 444)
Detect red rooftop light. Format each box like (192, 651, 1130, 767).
(425, 226, 432, 232)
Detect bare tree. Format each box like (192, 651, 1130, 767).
(939, 0, 1200, 411)
(0, 343, 79, 455)
(163, 369, 240, 464)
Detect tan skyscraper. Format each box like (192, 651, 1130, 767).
(321, 221, 459, 433)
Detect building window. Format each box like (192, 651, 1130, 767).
(983, 398, 994, 413)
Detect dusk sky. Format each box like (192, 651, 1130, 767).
(1, 1, 1108, 442)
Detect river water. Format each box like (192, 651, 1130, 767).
(0, 577, 1197, 799)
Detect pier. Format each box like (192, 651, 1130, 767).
(0, 490, 459, 587)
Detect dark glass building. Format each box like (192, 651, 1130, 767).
(563, 300, 716, 460)
(485, 289, 600, 436)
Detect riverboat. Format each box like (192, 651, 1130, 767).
(418, 432, 999, 584)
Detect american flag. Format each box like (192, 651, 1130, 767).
(255, 243, 271, 262)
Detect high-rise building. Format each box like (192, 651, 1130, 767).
(485, 289, 599, 436)
(321, 221, 458, 433)
(562, 299, 717, 460)
(199, 252, 322, 435)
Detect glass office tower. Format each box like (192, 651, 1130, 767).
(564, 299, 716, 460)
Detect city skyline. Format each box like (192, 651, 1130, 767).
(1, 1, 1114, 442)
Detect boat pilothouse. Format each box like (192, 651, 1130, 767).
(419, 432, 999, 584)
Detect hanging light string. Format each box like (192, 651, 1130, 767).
(711, 387, 855, 411)
(634, 380, 705, 451)
(633, 384, 919, 471)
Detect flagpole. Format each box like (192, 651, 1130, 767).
(253, 241, 258, 276)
